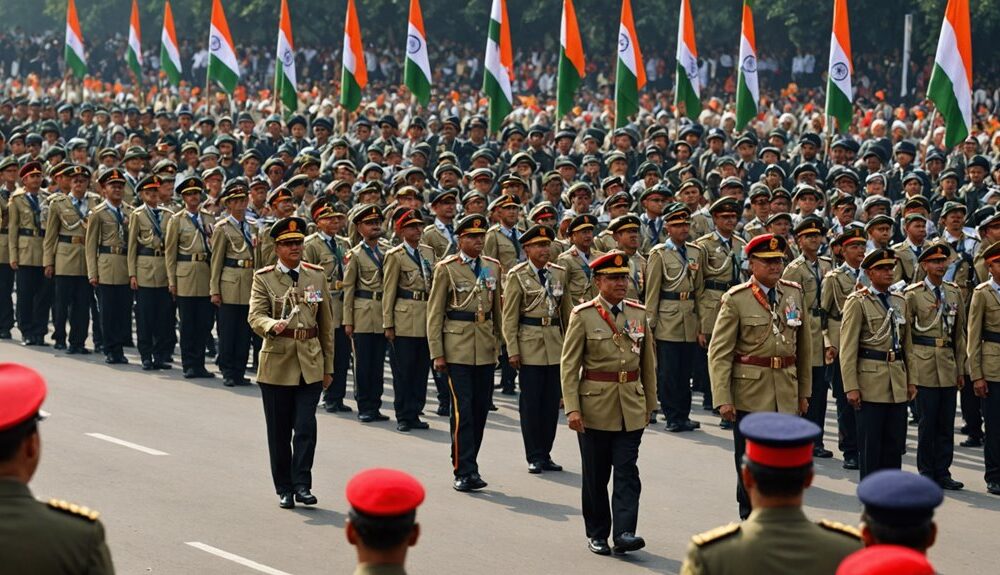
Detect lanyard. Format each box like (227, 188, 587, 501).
(147, 207, 163, 239)
(363, 242, 383, 270)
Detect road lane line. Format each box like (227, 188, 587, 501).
(85, 433, 169, 456)
(185, 542, 294, 575)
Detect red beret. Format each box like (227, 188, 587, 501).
(835, 545, 934, 575)
(346, 468, 425, 517)
(0, 363, 47, 432)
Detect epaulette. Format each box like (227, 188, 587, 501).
(487, 223, 502, 232)
(302, 262, 323, 271)
(685, 241, 702, 250)
(386, 243, 406, 255)
(819, 255, 832, 262)
(255, 265, 276, 275)
(943, 280, 959, 289)
(848, 286, 870, 299)
(47, 192, 69, 203)
(437, 254, 461, 267)
(975, 281, 993, 292)
(823, 269, 839, 279)
(695, 232, 715, 243)
(691, 523, 741, 547)
(482, 255, 500, 265)
(817, 519, 861, 539)
(213, 219, 228, 230)
(624, 300, 645, 310)
(509, 261, 529, 274)
(9, 190, 25, 199)
(92, 203, 109, 212)
(903, 283, 923, 292)
(571, 299, 598, 315)
(547, 262, 565, 271)
(778, 279, 802, 290)
(47, 499, 100, 522)
(728, 280, 753, 295)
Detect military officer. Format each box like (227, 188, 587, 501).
(483, 193, 524, 396)
(248, 217, 334, 509)
(902, 244, 965, 490)
(43, 164, 99, 354)
(646, 205, 704, 431)
(840, 248, 915, 480)
(891, 214, 930, 285)
(680, 413, 861, 575)
(708, 233, 812, 519)
(966, 241, 1000, 495)
(0, 363, 115, 574)
(608, 215, 646, 303)
(382, 208, 436, 432)
(855, 469, 944, 553)
(210, 179, 256, 387)
(345, 468, 425, 575)
(7, 161, 51, 345)
(165, 175, 216, 378)
(127, 175, 174, 370)
(302, 198, 354, 413)
(86, 168, 133, 364)
(344, 204, 392, 422)
(557, 214, 603, 323)
(561, 250, 656, 556)
(0, 156, 17, 339)
(256, 184, 297, 269)
(782, 216, 834, 457)
(637, 185, 669, 256)
(426, 214, 503, 492)
(422, 188, 459, 260)
(502, 224, 567, 473)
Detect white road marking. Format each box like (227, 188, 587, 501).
(85, 433, 169, 456)
(185, 542, 294, 575)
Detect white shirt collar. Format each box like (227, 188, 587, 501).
(276, 261, 302, 275)
(990, 278, 1000, 293)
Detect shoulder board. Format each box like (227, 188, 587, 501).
(10, 190, 25, 198)
(349, 243, 365, 254)
(890, 241, 907, 250)
(48, 193, 69, 203)
(255, 265, 276, 275)
(378, 238, 393, 248)
(903, 283, 923, 292)
(648, 244, 664, 254)
(386, 243, 406, 255)
(817, 519, 861, 539)
(303, 232, 320, 241)
(509, 261, 529, 274)
(47, 499, 100, 522)
(302, 262, 323, 271)
(482, 255, 500, 265)
(890, 292, 905, 300)
(695, 232, 715, 243)
(487, 223, 502, 232)
(213, 219, 228, 230)
(823, 269, 839, 279)
(728, 281, 753, 295)
(92, 203, 109, 212)
(685, 242, 702, 250)
(943, 280, 959, 289)
(975, 281, 992, 291)
(422, 223, 437, 232)
(849, 287, 871, 298)
(624, 300, 646, 310)
(547, 262, 565, 271)
(778, 279, 802, 290)
(571, 299, 598, 315)
(691, 523, 741, 547)
(438, 254, 461, 267)
(818, 255, 832, 263)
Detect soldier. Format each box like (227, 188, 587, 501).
(248, 217, 333, 509)
(302, 199, 354, 413)
(637, 186, 669, 256)
(43, 165, 99, 354)
(209, 179, 256, 387)
(645, 205, 703, 430)
(856, 470, 943, 553)
(426, 214, 503, 492)
(593, 192, 631, 252)
(344, 204, 392, 422)
(382, 208, 435, 432)
(164, 175, 216, 379)
(608, 215, 646, 303)
(742, 185, 771, 241)
(680, 413, 861, 575)
(840, 248, 915, 480)
(127, 175, 174, 370)
(7, 161, 51, 346)
(783, 216, 834, 457)
(501, 224, 567, 473)
(557, 214, 603, 323)
(422, 188, 459, 260)
(345, 468, 425, 575)
(0, 156, 17, 339)
(86, 168, 133, 364)
(256, 184, 297, 269)
(967, 241, 1000, 495)
(561, 250, 656, 556)
(0, 363, 115, 574)
(892, 215, 930, 285)
(483, 192, 524, 396)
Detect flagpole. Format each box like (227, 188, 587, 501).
(824, 115, 834, 167)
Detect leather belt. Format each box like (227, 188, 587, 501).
(704, 280, 736, 291)
(734, 354, 796, 369)
(859, 347, 904, 362)
(520, 316, 558, 326)
(912, 335, 952, 348)
(98, 245, 127, 255)
(224, 257, 254, 268)
(659, 290, 692, 301)
(0, 227, 7, 234)
(397, 289, 426, 301)
(447, 311, 492, 323)
(584, 369, 639, 383)
(274, 327, 318, 340)
(810, 308, 825, 318)
(982, 330, 1000, 344)
(137, 247, 164, 257)
(827, 310, 842, 321)
(18, 227, 42, 237)
(356, 290, 383, 300)
(177, 253, 209, 262)
(58, 234, 85, 245)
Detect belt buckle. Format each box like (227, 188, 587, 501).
(476, 311, 486, 323)
(540, 317, 552, 326)
(413, 292, 425, 301)
(771, 357, 782, 369)
(154, 249, 163, 257)
(242, 259, 253, 268)
(294, 328, 308, 341)
(73, 237, 84, 245)
(618, 371, 628, 384)
(114, 247, 123, 255)
(936, 338, 946, 347)
(679, 292, 689, 301)
(334, 280, 343, 290)
(887, 350, 896, 362)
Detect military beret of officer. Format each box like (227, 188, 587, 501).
(831, 226, 866, 248)
(765, 212, 792, 227)
(97, 167, 127, 185)
(862, 195, 891, 212)
(638, 184, 671, 202)
(792, 184, 821, 202)
(177, 175, 205, 195)
(519, 224, 555, 247)
(794, 215, 826, 237)
(857, 469, 943, 528)
(739, 412, 821, 468)
(861, 248, 896, 269)
(709, 197, 740, 215)
(136, 174, 162, 194)
(352, 204, 383, 225)
(487, 193, 520, 212)
(528, 202, 558, 223)
(346, 468, 425, 519)
(589, 250, 630, 275)
(917, 243, 950, 263)
(603, 191, 631, 211)
(200, 166, 225, 182)
(865, 214, 894, 231)
(310, 197, 342, 221)
(601, 175, 625, 190)
(608, 214, 641, 234)
(567, 213, 599, 234)
(799, 132, 822, 148)
(270, 217, 306, 243)
(393, 208, 425, 232)
(0, 363, 47, 433)
(835, 545, 935, 575)
(18, 161, 43, 179)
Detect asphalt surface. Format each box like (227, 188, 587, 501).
(3, 336, 998, 575)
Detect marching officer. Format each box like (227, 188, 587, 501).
(966, 241, 1000, 496)
(43, 164, 99, 354)
(248, 216, 334, 509)
(0, 156, 18, 339)
(164, 175, 216, 378)
(426, 214, 503, 492)
(839, 248, 915, 480)
(128, 175, 174, 370)
(561, 250, 656, 556)
(903, 243, 966, 490)
(557, 214, 603, 323)
(343, 204, 392, 423)
(501, 224, 567, 473)
(7, 161, 51, 346)
(484, 193, 525, 396)
(210, 179, 256, 387)
(608, 215, 646, 303)
(708, 233, 812, 520)
(86, 168, 133, 365)
(382, 208, 436, 432)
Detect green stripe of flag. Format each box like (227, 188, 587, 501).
(557, 49, 581, 118)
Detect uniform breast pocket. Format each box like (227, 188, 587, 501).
(740, 315, 771, 342)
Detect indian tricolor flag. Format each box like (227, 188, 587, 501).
(556, 0, 585, 118)
(483, 0, 514, 134)
(340, 0, 367, 111)
(674, 0, 700, 119)
(825, 0, 853, 132)
(735, 0, 759, 130)
(274, 0, 298, 114)
(64, 0, 87, 79)
(127, 0, 143, 82)
(404, 0, 432, 107)
(206, 0, 240, 94)
(160, 1, 182, 87)
(614, 0, 645, 128)
(927, 0, 973, 147)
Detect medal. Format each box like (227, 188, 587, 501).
(785, 300, 802, 327)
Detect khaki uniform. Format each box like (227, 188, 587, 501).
(593, 229, 616, 253)
(556, 246, 603, 323)
(638, 217, 662, 256)
(127, 205, 169, 288)
(0, 188, 12, 265)
(343, 239, 392, 334)
(165, 209, 216, 298)
(426, 254, 503, 365)
(624, 252, 646, 303)
(782, 255, 833, 367)
(973, 240, 994, 291)
(820, 265, 861, 350)
(128, 204, 174, 363)
(43, 192, 100, 276)
(482, 224, 523, 284)
(741, 218, 766, 242)
(839, 288, 912, 402)
(689, 209, 713, 240)
(891, 240, 927, 285)
(422, 222, 457, 260)
(210, 217, 255, 305)
(302, 233, 351, 327)
(501, 261, 567, 366)
(695, 232, 747, 337)
(85, 202, 132, 284)
(255, 221, 278, 269)
(645, 242, 703, 342)
(968, 281, 1000, 382)
(382, 242, 435, 337)
(904, 281, 966, 387)
(7, 190, 46, 266)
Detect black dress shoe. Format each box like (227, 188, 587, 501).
(0, 330, 11, 339)
(489, 402, 499, 411)
(842, 455, 860, 470)
(683, 419, 702, 431)
(960, 437, 983, 448)
(938, 477, 964, 491)
(192, 368, 215, 378)
(397, 421, 412, 432)
(183, 369, 197, 379)
(528, 461, 543, 474)
(105, 354, 117, 364)
(468, 474, 488, 490)
(78, 347, 91, 355)
(588, 539, 611, 556)
(358, 412, 376, 423)
(294, 488, 318, 505)
(324, 402, 353, 413)
(436, 404, 450, 416)
(371, 412, 390, 421)
(540, 459, 563, 472)
(813, 447, 834, 459)
(500, 387, 516, 396)
(53, 342, 67, 350)
(34, 338, 49, 347)
(409, 419, 429, 430)
(21, 339, 33, 346)
(278, 493, 295, 509)
(153, 361, 172, 370)
(141, 359, 155, 371)
(66, 346, 80, 355)
(665, 422, 685, 433)
(612, 532, 646, 554)
(987, 481, 1000, 495)
(719, 419, 733, 430)
(223, 378, 237, 387)
(236, 377, 252, 386)
(453, 476, 473, 492)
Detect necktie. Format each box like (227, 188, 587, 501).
(538, 268, 548, 286)
(877, 292, 890, 310)
(73, 197, 86, 220)
(240, 221, 252, 245)
(678, 244, 687, 263)
(767, 289, 777, 307)
(611, 304, 620, 317)
(191, 214, 210, 252)
(287, 268, 299, 283)
(509, 229, 522, 259)
(812, 261, 823, 302)
(648, 220, 659, 243)
(934, 286, 942, 305)
(444, 223, 455, 241)
(472, 257, 482, 278)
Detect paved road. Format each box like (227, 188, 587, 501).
(3, 338, 997, 574)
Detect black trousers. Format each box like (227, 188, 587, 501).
(829, 361, 859, 457)
(14, 265, 50, 340)
(259, 379, 322, 494)
(53, 275, 91, 347)
(731, 410, 752, 519)
(90, 289, 103, 349)
(856, 401, 908, 480)
(135, 287, 173, 360)
(433, 370, 451, 410)
(693, 341, 712, 408)
(177, 296, 214, 371)
(518, 364, 561, 464)
(389, 336, 430, 423)
(577, 427, 644, 540)
(98, 283, 131, 356)
(217, 303, 250, 381)
(322, 326, 352, 406)
(498, 345, 517, 392)
(915, 386, 957, 481)
(805, 365, 829, 448)
(352, 332, 386, 415)
(983, 381, 1000, 484)
(0, 264, 14, 332)
(961, 376, 984, 439)
(447, 363, 493, 477)
(657, 340, 696, 424)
